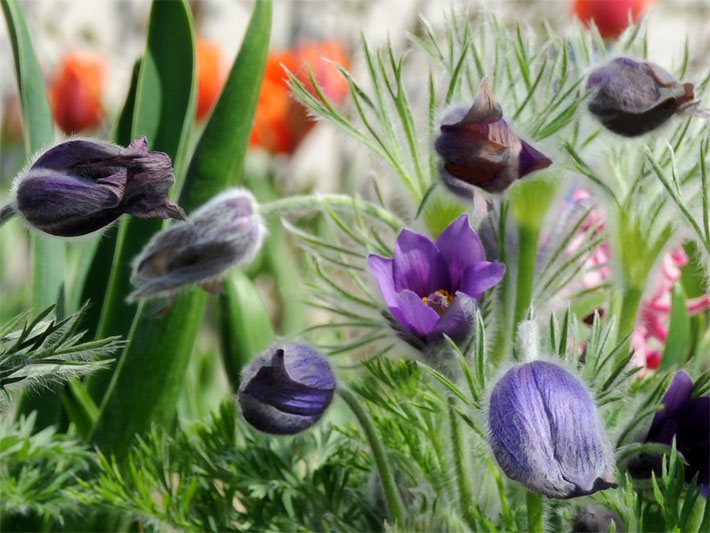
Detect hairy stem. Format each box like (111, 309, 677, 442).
(338, 388, 406, 526)
(514, 223, 540, 327)
(0, 203, 16, 226)
(449, 400, 478, 530)
(526, 491, 544, 533)
(259, 194, 404, 231)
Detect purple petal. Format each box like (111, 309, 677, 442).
(393, 229, 450, 295)
(427, 292, 478, 343)
(367, 254, 399, 311)
(395, 289, 440, 338)
(435, 214, 485, 289)
(459, 261, 506, 299)
(518, 139, 553, 178)
(649, 370, 694, 436)
(32, 139, 120, 171)
(677, 396, 709, 490)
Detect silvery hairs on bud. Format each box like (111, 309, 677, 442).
(127, 188, 266, 302)
(8, 137, 183, 237)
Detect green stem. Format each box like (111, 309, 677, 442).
(0, 204, 15, 226)
(448, 401, 477, 530)
(258, 194, 404, 231)
(526, 491, 544, 533)
(616, 286, 643, 347)
(338, 388, 405, 526)
(513, 223, 540, 327)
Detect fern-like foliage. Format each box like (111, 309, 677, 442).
(0, 305, 122, 408)
(0, 413, 93, 524)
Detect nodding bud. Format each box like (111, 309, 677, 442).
(435, 78, 552, 196)
(238, 343, 336, 435)
(11, 137, 182, 237)
(128, 188, 265, 302)
(488, 361, 617, 499)
(587, 57, 696, 137)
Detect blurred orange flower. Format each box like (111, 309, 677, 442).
(50, 52, 105, 134)
(573, 0, 652, 40)
(250, 41, 350, 155)
(196, 39, 228, 121)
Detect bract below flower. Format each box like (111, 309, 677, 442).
(368, 214, 505, 343)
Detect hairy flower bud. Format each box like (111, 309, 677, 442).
(128, 188, 265, 302)
(435, 78, 552, 196)
(238, 343, 336, 435)
(587, 57, 696, 136)
(488, 360, 617, 499)
(10, 137, 182, 237)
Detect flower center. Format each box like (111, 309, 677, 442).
(422, 289, 455, 316)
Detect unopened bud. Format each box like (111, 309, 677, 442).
(238, 343, 336, 435)
(11, 137, 182, 237)
(488, 360, 617, 499)
(587, 57, 696, 137)
(128, 188, 265, 302)
(435, 78, 552, 196)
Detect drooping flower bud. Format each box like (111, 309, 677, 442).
(488, 360, 617, 499)
(128, 188, 265, 302)
(586, 57, 696, 137)
(10, 137, 182, 237)
(238, 343, 336, 435)
(435, 79, 552, 196)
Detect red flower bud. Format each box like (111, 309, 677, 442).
(50, 52, 105, 134)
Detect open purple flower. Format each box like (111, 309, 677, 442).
(488, 361, 617, 499)
(435, 79, 552, 196)
(629, 370, 709, 495)
(10, 137, 182, 237)
(368, 214, 505, 344)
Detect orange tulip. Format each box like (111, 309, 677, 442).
(196, 39, 228, 121)
(50, 52, 105, 134)
(573, 0, 652, 40)
(250, 41, 350, 155)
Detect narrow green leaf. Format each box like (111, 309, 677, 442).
(90, 0, 272, 459)
(661, 285, 691, 370)
(219, 271, 275, 392)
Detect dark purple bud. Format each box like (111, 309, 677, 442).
(128, 188, 265, 302)
(435, 79, 552, 196)
(587, 57, 696, 137)
(629, 370, 709, 495)
(11, 137, 182, 236)
(238, 343, 336, 435)
(368, 214, 504, 345)
(488, 360, 617, 499)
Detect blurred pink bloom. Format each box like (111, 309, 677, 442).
(569, 189, 710, 371)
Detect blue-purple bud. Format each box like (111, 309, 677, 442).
(435, 79, 552, 196)
(10, 137, 182, 236)
(587, 57, 696, 137)
(128, 188, 265, 302)
(488, 360, 617, 499)
(238, 343, 336, 435)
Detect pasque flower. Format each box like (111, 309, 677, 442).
(629, 370, 709, 495)
(50, 52, 106, 134)
(587, 57, 696, 137)
(9, 137, 182, 237)
(488, 361, 617, 499)
(238, 343, 336, 435)
(435, 78, 552, 196)
(368, 214, 505, 344)
(128, 188, 265, 302)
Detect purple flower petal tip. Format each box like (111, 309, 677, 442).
(368, 215, 503, 344)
